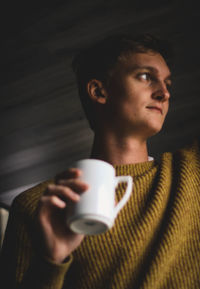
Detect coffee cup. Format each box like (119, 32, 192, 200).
(66, 159, 133, 235)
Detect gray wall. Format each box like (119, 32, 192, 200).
(1, 1, 200, 206)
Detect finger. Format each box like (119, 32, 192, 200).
(40, 195, 67, 209)
(46, 184, 81, 202)
(56, 179, 89, 193)
(55, 168, 82, 184)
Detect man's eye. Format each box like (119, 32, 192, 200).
(138, 73, 151, 81)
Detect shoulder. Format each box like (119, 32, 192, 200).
(156, 139, 200, 172)
(160, 139, 200, 177)
(175, 139, 200, 163)
(159, 139, 200, 162)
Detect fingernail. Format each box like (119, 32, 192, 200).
(48, 184, 55, 190)
(74, 194, 81, 201)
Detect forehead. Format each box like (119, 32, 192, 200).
(117, 51, 171, 78)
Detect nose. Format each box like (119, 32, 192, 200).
(152, 81, 170, 102)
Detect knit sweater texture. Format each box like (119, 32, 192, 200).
(0, 141, 200, 289)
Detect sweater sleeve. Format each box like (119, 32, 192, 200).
(0, 182, 73, 289)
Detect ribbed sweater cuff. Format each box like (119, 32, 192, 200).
(20, 254, 73, 289)
(39, 254, 73, 285)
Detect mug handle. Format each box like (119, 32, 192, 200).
(114, 176, 133, 217)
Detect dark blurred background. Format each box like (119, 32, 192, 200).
(1, 0, 200, 206)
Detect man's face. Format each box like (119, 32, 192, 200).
(104, 51, 172, 139)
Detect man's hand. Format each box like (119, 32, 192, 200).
(36, 168, 89, 264)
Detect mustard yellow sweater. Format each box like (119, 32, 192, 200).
(0, 141, 200, 289)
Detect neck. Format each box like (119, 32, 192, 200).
(90, 130, 149, 165)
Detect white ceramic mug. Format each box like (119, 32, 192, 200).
(66, 159, 133, 235)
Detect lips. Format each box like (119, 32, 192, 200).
(146, 106, 163, 114)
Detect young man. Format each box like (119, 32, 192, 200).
(0, 34, 200, 289)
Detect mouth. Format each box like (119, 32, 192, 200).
(146, 106, 163, 114)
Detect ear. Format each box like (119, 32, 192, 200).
(87, 79, 108, 104)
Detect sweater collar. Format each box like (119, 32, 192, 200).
(114, 158, 156, 178)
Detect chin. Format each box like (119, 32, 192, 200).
(145, 122, 164, 138)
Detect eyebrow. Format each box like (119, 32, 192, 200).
(127, 65, 172, 81)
